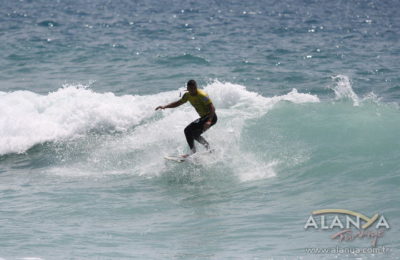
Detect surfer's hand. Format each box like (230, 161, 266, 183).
(203, 121, 212, 131)
(155, 105, 165, 110)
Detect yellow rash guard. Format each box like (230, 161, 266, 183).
(180, 89, 212, 117)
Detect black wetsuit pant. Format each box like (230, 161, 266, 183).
(184, 114, 217, 150)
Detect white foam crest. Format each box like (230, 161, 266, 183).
(271, 88, 320, 104)
(204, 81, 319, 117)
(331, 75, 360, 106)
(0, 85, 177, 155)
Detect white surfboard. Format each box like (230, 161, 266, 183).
(164, 155, 186, 162)
(164, 149, 215, 163)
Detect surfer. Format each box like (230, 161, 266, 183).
(155, 80, 217, 157)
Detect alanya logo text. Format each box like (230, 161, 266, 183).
(304, 209, 390, 247)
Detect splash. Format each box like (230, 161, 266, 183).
(331, 75, 360, 106)
(0, 85, 164, 155)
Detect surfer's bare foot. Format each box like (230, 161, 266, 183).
(181, 154, 190, 158)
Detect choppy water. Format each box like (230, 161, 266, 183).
(0, 0, 399, 259)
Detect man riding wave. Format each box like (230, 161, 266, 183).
(155, 80, 217, 157)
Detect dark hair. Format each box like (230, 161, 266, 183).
(187, 79, 197, 88)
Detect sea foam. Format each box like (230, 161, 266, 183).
(1, 81, 321, 182)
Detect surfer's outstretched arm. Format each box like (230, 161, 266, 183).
(155, 100, 183, 110)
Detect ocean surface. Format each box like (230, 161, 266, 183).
(1, 0, 399, 259)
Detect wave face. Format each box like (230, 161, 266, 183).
(1, 78, 399, 182)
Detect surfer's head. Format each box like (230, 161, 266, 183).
(187, 79, 197, 96)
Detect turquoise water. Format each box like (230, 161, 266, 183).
(1, 0, 399, 259)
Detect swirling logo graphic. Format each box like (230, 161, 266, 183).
(304, 209, 390, 247)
